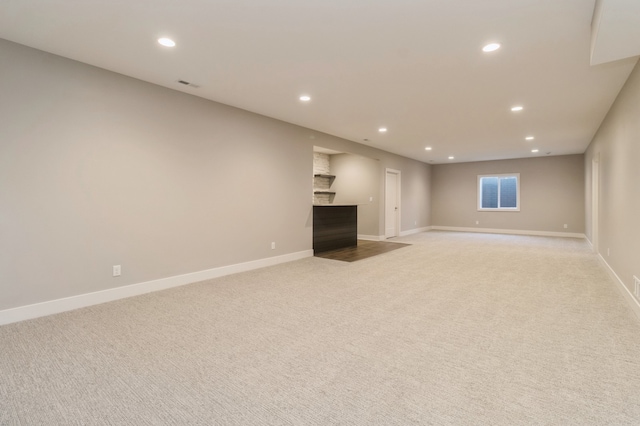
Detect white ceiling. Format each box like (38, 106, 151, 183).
(1, 0, 638, 164)
(591, 0, 640, 65)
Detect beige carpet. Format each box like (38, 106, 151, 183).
(2, 231, 640, 425)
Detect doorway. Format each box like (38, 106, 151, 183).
(385, 169, 401, 238)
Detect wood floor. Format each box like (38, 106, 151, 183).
(314, 239, 410, 262)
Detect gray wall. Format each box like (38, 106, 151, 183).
(585, 60, 640, 295)
(0, 39, 431, 311)
(431, 155, 585, 233)
(330, 153, 380, 237)
(400, 160, 432, 233)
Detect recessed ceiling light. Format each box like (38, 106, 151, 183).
(482, 43, 501, 52)
(525, 136, 535, 141)
(531, 149, 539, 153)
(378, 127, 388, 133)
(158, 38, 176, 47)
(511, 106, 524, 112)
(448, 156, 454, 160)
(299, 95, 311, 102)
(425, 147, 432, 151)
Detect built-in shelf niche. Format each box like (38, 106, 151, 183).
(313, 174, 336, 185)
(313, 149, 341, 204)
(313, 174, 336, 204)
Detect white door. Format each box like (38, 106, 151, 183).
(385, 169, 401, 238)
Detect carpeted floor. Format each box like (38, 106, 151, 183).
(2, 231, 640, 425)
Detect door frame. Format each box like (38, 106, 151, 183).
(385, 168, 401, 238)
(591, 154, 599, 253)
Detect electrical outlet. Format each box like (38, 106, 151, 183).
(369, 196, 373, 202)
(634, 276, 640, 298)
(271, 242, 276, 250)
(112, 265, 121, 277)
(563, 224, 568, 229)
(475, 221, 479, 225)
(414, 220, 417, 225)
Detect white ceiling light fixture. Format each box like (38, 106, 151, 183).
(378, 127, 388, 133)
(511, 106, 524, 112)
(531, 149, 539, 153)
(482, 43, 501, 52)
(158, 37, 176, 47)
(525, 136, 535, 140)
(299, 95, 311, 102)
(425, 147, 432, 151)
(448, 156, 454, 160)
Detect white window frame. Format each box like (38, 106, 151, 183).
(477, 173, 520, 211)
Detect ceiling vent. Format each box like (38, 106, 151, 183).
(177, 80, 200, 88)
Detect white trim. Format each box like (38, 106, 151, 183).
(399, 226, 432, 237)
(431, 226, 585, 239)
(385, 168, 402, 238)
(0, 250, 314, 326)
(591, 154, 600, 254)
(357, 234, 386, 241)
(598, 255, 640, 321)
(585, 237, 594, 249)
(359, 227, 431, 240)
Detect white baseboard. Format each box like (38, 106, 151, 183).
(359, 227, 432, 241)
(431, 226, 585, 239)
(598, 255, 640, 321)
(399, 226, 432, 237)
(357, 234, 385, 241)
(0, 250, 314, 326)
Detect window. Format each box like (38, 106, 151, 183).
(478, 174, 520, 211)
